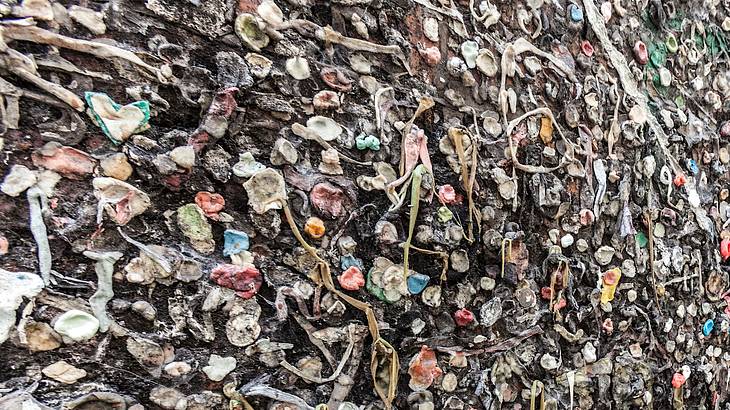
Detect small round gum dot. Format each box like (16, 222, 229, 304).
(195, 191, 225, 216)
(338, 266, 365, 291)
(579, 209, 595, 226)
(540, 287, 552, 300)
(673, 174, 686, 187)
(703, 319, 714, 337)
(581, 40, 594, 57)
(666, 34, 679, 53)
(211, 264, 262, 299)
(453, 308, 475, 326)
(438, 184, 461, 205)
(304, 217, 326, 239)
(672, 372, 686, 389)
(634, 40, 648, 64)
(602, 268, 620, 286)
(602, 318, 614, 333)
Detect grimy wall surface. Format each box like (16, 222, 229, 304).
(0, 0, 728, 408)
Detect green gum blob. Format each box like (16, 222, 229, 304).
(666, 34, 678, 53)
(356, 133, 381, 151)
(437, 206, 453, 223)
(177, 204, 213, 241)
(366, 268, 386, 301)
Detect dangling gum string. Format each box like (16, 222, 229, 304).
(645, 163, 663, 308)
(399, 97, 434, 175)
(541, 387, 545, 410)
(583, 0, 683, 175)
(386, 125, 434, 212)
(673, 384, 684, 409)
(409, 244, 449, 282)
(500, 238, 512, 278)
(549, 266, 557, 312)
(281, 203, 399, 407)
(530, 381, 537, 410)
(411, 180, 450, 283)
(466, 110, 481, 238)
(374, 87, 393, 140)
(403, 165, 427, 281)
(549, 260, 571, 312)
(567, 370, 575, 410)
(530, 380, 546, 410)
(451, 125, 481, 243)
